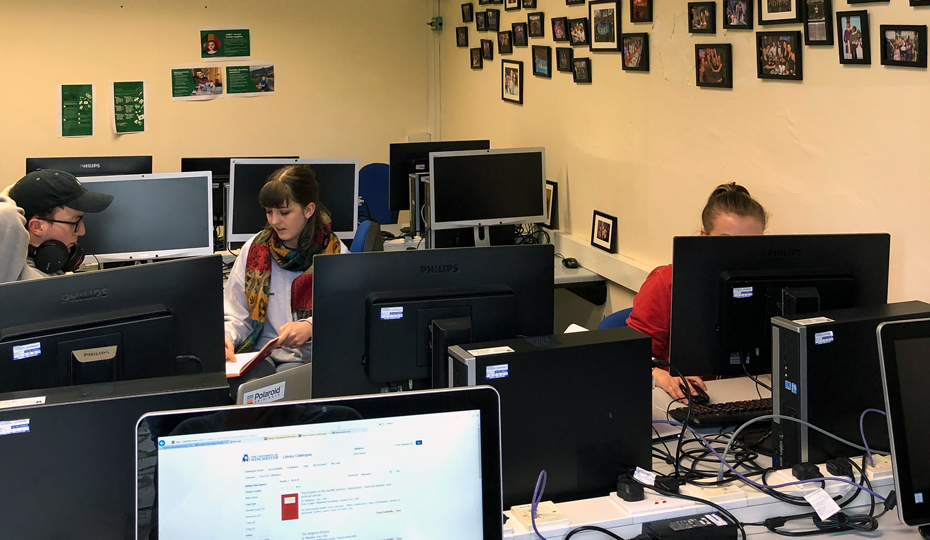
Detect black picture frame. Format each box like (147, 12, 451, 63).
(569, 18, 590, 45)
(502, 59, 524, 104)
(532, 45, 553, 77)
(552, 17, 571, 41)
(481, 38, 495, 60)
(505, 0, 521, 11)
(477, 11, 489, 31)
(758, 0, 800, 25)
(756, 30, 803, 80)
(723, 0, 754, 29)
(590, 1, 622, 52)
(622, 33, 650, 71)
(567, 0, 586, 5)
(528, 12, 546, 37)
(479, 0, 490, 4)
(631, 0, 654, 22)
(591, 211, 617, 253)
(462, 3, 475, 22)
(524, 0, 538, 7)
(487, 9, 501, 31)
(689, 2, 717, 34)
(471, 47, 484, 69)
(573, 57, 593, 82)
(513, 22, 529, 46)
(879, 24, 928, 68)
(543, 181, 560, 230)
(498, 30, 514, 54)
(836, 10, 871, 64)
(848, 0, 887, 3)
(911, 0, 930, 6)
(695, 43, 733, 88)
(803, 0, 834, 45)
(457, 27, 469, 47)
(556, 47, 575, 71)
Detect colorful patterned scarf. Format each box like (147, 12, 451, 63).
(236, 212, 341, 353)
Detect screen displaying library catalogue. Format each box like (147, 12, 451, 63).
(156, 410, 485, 539)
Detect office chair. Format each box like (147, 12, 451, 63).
(358, 163, 395, 225)
(349, 220, 384, 253)
(597, 307, 633, 329)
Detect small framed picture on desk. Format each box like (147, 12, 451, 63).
(543, 180, 559, 229)
(591, 210, 617, 253)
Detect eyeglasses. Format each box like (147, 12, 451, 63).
(41, 215, 83, 233)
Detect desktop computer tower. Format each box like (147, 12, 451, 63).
(408, 172, 429, 237)
(770, 300, 930, 469)
(449, 327, 652, 508)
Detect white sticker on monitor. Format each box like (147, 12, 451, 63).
(793, 317, 835, 326)
(485, 364, 509, 380)
(244, 381, 286, 405)
(732, 287, 754, 299)
(0, 396, 46, 411)
(814, 331, 834, 345)
(469, 346, 515, 357)
(705, 513, 728, 527)
(0, 419, 30, 437)
(916, 493, 924, 504)
(380, 307, 404, 321)
(13, 342, 41, 361)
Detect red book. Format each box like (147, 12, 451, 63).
(226, 338, 280, 378)
(281, 493, 299, 521)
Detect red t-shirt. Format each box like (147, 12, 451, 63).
(626, 264, 673, 364)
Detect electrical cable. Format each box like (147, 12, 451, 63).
(859, 408, 886, 466)
(741, 353, 772, 393)
(530, 470, 548, 540)
(636, 480, 747, 540)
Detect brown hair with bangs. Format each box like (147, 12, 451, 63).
(259, 165, 329, 246)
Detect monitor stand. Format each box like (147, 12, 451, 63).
(919, 525, 930, 540)
(473, 226, 491, 247)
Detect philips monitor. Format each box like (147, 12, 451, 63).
(311, 244, 555, 398)
(388, 139, 490, 211)
(669, 233, 890, 377)
(25, 155, 152, 176)
(0, 255, 226, 395)
(228, 158, 359, 242)
(429, 148, 546, 247)
(77, 172, 214, 262)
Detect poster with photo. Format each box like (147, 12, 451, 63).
(201, 28, 251, 60)
(112, 81, 146, 134)
(59, 84, 94, 137)
(226, 64, 275, 96)
(171, 66, 224, 101)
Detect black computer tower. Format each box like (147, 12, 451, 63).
(771, 301, 930, 469)
(449, 327, 652, 508)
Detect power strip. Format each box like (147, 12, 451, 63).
(863, 454, 894, 482)
(680, 483, 748, 510)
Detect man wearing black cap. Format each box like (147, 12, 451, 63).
(0, 169, 113, 283)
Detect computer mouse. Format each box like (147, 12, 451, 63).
(562, 257, 579, 269)
(680, 383, 710, 406)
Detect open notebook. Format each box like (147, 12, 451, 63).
(136, 387, 503, 539)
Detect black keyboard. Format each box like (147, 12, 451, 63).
(668, 397, 772, 426)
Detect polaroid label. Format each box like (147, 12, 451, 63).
(732, 287, 754, 299)
(13, 342, 41, 361)
(245, 381, 286, 405)
(793, 316, 835, 326)
(0, 396, 46, 411)
(380, 307, 404, 321)
(814, 331, 834, 345)
(0, 419, 30, 437)
(485, 364, 510, 380)
(469, 346, 515, 357)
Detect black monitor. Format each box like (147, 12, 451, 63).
(0, 255, 226, 394)
(311, 244, 555, 398)
(388, 139, 490, 211)
(670, 233, 890, 377)
(25, 155, 152, 176)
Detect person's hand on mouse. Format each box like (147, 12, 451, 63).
(654, 368, 707, 401)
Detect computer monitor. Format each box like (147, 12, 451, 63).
(429, 148, 546, 247)
(25, 155, 152, 176)
(388, 139, 490, 211)
(77, 172, 214, 262)
(0, 255, 226, 395)
(228, 158, 359, 242)
(669, 233, 890, 377)
(311, 244, 555, 398)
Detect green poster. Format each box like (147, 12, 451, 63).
(60, 84, 93, 137)
(226, 64, 275, 96)
(172, 66, 224, 100)
(113, 81, 145, 134)
(201, 29, 251, 59)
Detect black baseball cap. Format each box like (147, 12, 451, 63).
(10, 169, 114, 219)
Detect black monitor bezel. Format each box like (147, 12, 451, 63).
(25, 156, 153, 176)
(388, 140, 490, 211)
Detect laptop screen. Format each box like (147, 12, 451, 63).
(137, 387, 503, 539)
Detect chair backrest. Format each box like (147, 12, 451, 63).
(598, 307, 633, 329)
(349, 220, 384, 253)
(358, 163, 395, 225)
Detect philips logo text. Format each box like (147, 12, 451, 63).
(61, 288, 108, 303)
(80, 163, 102, 169)
(421, 264, 459, 274)
(767, 248, 802, 258)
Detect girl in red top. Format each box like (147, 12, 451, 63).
(627, 183, 768, 401)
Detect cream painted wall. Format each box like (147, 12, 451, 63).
(438, 0, 930, 304)
(1, 0, 431, 185)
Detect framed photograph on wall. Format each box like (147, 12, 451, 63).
(487, 9, 501, 31)
(848, 0, 887, 3)
(880, 25, 927, 68)
(543, 181, 560, 229)
(573, 57, 593, 82)
(911, 0, 930, 6)
(724, 0, 753, 29)
(462, 3, 474, 22)
(552, 17, 570, 41)
(528, 12, 546, 37)
(695, 43, 733, 88)
(689, 2, 717, 33)
(557, 47, 574, 71)
(533, 45, 553, 77)
(591, 211, 617, 253)
(456, 27, 469, 47)
(590, 1, 622, 51)
(505, 0, 521, 11)
(757, 31, 803, 79)
(622, 33, 649, 71)
(631, 0, 653, 22)
(567, 0, 586, 5)
(804, 0, 833, 45)
(524, 0, 538, 7)
(498, 30, 514, 53)
(513, 22, 529, 46)
(471, 48, 484, 69)
(569, 18, 590, 45)
(481, 38, 495, 60)
(476, 11, 488, 31)
(758, 0, 800, 25)
(501, 59, 524, 104)
(836, 10, 871, 64)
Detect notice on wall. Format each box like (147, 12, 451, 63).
(201, 28, 251, 60)
(171, 66, 224, 101)
(59, 84, 94, 137)
(112, 81, 146, 134)
(226, 63, 275, 97)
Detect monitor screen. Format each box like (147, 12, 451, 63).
(77, 173, 213, 262)
(25, 156, 152, 176)
(228, 159, 359, 242)
(388, 140, 490, 211)
(429, 148, 546, 230)
(311, 244, 554, 398)
(0, 255, 226, 395)
(670, 233, 890, 377)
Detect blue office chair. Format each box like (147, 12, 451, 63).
(598, 307, 634, 329)
(358, 163, 395, 225)
(349, 220, 384, 253)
